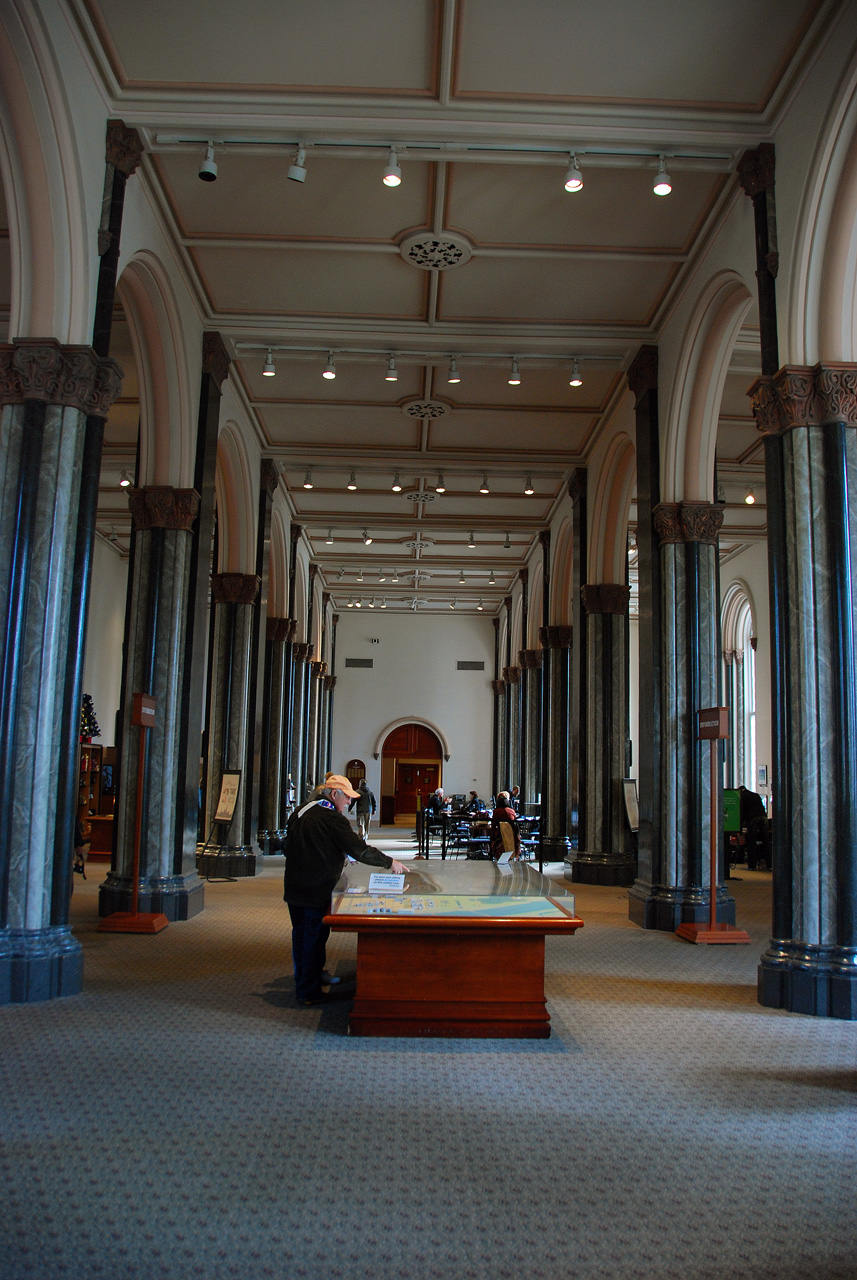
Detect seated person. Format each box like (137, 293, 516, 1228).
(426, 787, 445, 816)
(507, 785, 521, 811)
(489, 791, 521, 860)
(464, 790, 484, 814)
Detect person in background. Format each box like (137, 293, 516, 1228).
(489, 790, 521, 860)
(348, 777, 376, 841)
(464, 790, 484, 814)
(508, 785, 521, 811)
(426, 787, 445, 816)
(283, 775, 405, 1006)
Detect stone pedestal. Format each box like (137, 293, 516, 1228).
(568, 585, 635, 886)
(0, 341, 122, 1001)
(628, 503, 735, 930)
(750, 364, 857, 1019)
(539, 626, 574, 860)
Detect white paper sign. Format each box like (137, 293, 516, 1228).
(368, 872, 405, 894)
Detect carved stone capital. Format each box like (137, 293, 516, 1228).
(654, 502, 722, 546)
(202, 332, 231, 387)
(737, 142, 775, 198)
(539, 625, 573, 649)
(538, 530, 551, 554)
(286, 618, 299, 642)
(568, 467, 587, 503)
(309, 563, 318, 581)
(290, 523, 303, 544)
(627, 345, 658, 403)
(653, 503, 682, 544)
(322, 592, 331, 610)
(293, 642, 312, 662)
(504, 595, 512, 613)
(749, 363, 857, 435)
(492, 617, 500, 632)
(518, 567, 529, 587)
(581, 583, 630, 615)
(311, 660, 327, 679)
(260, 458, 279, 496)
(128, 487, 200, 531)
(0, 339, 124, 415)
(211, 573, 260, 605)
(502, 665, 520, 684)
(491, 679, 506, 695)
(106, 119, 143, 176)
(814, 364, 857, 426)
(324, 675, 337, 692)
(266, 616, 293, 643)
(331, 613, 340, 627)
(518, 647, 543, 669)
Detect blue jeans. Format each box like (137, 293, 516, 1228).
(288, 903, 330, 1002)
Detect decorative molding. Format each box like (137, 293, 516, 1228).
(286, 619, 298, 642)
(581, 583, 630, 615)
(568, 467, 587, 503)
(627, 344, 658, 402)
(211, 572, 260, 605)
(128, 486, 199, 532)
(504, 595, 512, 613)
(260, 458, 279, 496)
(309, 563, 318, 581)
(0, 340, 123, 414)
(539, 625, 573, 649)
(737, 142, 775, 198)
(105, 119, 143, 176)
(653, 502, 722, 546)
(749, 363, 857, 434)
(653, 503, 683, 544)
(538, 529, 551, 554)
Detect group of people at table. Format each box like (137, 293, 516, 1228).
(420, 786, 526, 860)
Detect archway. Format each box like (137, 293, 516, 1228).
(380, 723, 444, 825)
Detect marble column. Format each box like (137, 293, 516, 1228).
(491, 618, 501, 795)
(568, 469, 588, 848)
(0, 341, 122, 1002)
(628, 502, 734, 930)
(539, 626, 574, 860)
(518, 649, 543, 806)
(503, 666, 521, 792)
(723, 649, 745, 786)
(100, 487, 206, 919)
(290, 644, 312, 803)
(320, 674, 336, 776)
(492, 680, 507, 798)
(568, 584, 635, 885)
(201, 572, 260, 876)
(245, 459, 277, 854)
(259, 617, 294, 842)
(305, 660, 326, 791)
(750, 364, 857, 1019)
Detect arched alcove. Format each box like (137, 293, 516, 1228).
(214, 422, 256, 573)
(377, 721, 445, 825)
(721, 580, 757, 790)
(589, 435, 636, 584)
(550, 517, 574, 625)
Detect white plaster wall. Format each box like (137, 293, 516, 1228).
(330, 611, 495, 800)
(82, 538, 128, 746)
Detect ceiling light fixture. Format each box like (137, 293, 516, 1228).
(347, 470, 357, 490)
(357, 568, 364, 583)
(447, 357, 461, 384)
(467, 531, 476, 548)
(489, 571, 496, 585)
(368, 598, 375, 609)
(198, 141, 217, 182)
(653, 156, 672, 196)
(508, 358, 521, 386)
(303, 469, 313, 489)
(383, 148, 402, 187)
(378, 570, 387, 582)
(477, 599, 484, 611)
(392, 569, 399, 583)
(745, 488, 756, 505)
(287, 146, 307, 183)
(479, 473, 490, 494)
(118, 469, 132, 488)
(435, 473, 446, 494)
(322, 351, 336, 379)
(385, 355, 398, 382)
(380, 598, 387, 609)
(459, 569, 466, 585)
(325, 528, 334, 544)
(449, 599, 456, 610)
(355, 598, 362, 608)
(262, 348, 275, 376)
(391, 473, 402, 492)
(503, 532, 511, 549)
(524, 475, 534, 495)
(347, 598, 354, 608)
(569, 358, 583, 387)
(563, 153, 583, 192)
(363, 529, 373, 545)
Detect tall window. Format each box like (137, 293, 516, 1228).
(721, 584, 756, 791)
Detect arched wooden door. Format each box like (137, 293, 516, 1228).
(380, 724, 443, 824)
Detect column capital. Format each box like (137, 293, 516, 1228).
(106, 119, 143, 175)
(324, 674, 337, 692)
(653, 502, 722, 546)
(309, 562, 318, 581)
(0, 339, 123, 414)
(128, 486, 200, 531)
(211, 572, 260, 604)
(749, 363, 857, 433)
(539, 625, 573, 649)
(492, 617, 500, 632)
(568, 467, 587, 503)
(518, 566, 529, 586)
(290, 523, 303, 544)
(201, 332, 231, 387)
(293, 642, 312, 662)
(519, 647, 544, 668)
(322, 591, 331, 610)
(627, 344, 658, 403)
(311, 660, 327, 679)
(491, 679, 506, 695)
(266, 616, 293, 643)
(737, 142, 775, 198)
(581, 583, 630, 615)
(260, 458, 279, 496)
(502, 665, 520, 684)
(331, 613, 340, 626)
(538, 529, 551, 553)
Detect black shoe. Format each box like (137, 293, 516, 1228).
(296, 992, 328, 1007)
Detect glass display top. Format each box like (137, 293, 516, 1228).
(334, 859, 575, 910)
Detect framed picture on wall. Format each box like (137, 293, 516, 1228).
(623, 778, 639, 832)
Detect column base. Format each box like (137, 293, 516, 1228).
(0, 926, 83, 1004)
(565, 852, 637, 886)
(98, 872, 205, 920)
(539, 836, 573, 861)
(758, 942, 857, 1020)
(256, 830, 288, 855)
(627, 880, 736, 931)
(196, 846, 257, 878)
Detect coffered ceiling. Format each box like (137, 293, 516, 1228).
(12, 0, 831, 609)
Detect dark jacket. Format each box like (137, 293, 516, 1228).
(349, 785, 376, 815)
(283, 800, 392, 910)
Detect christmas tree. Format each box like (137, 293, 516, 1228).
(80, 694, 100, 740)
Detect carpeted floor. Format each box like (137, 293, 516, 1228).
(1, 832, 855, 1280)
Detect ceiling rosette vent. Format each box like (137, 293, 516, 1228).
(398, 231, 472, 271)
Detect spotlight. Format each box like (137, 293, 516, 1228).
(378, 570, 387, 582)
(563, 153, 583, 192)
(459, 569, 466, 585)
(391, 473, 402, 492)
(198, 141, 217, 182)
(363, 529, 373, 545)
(503, 532, 511, 549)
(287, 146, 307, 183)
(368, 598, 375, 609)
(347, 598, 354, 608)
(392, 569, 399, 583)
(108, 526, 119, 543)
(262, 348, 276, 377)
(524, 475, 534, 495)
(323, 352, 336, 380)
(745, 488, 756, 505)
(355, 598, 362, 608)
(385, 355, 398, 382)
(347, 470, 357, 490)
(447, 357, 461, 384)
(118, 468, 132, 488)
(357, 568, 364, 582)
(449, 599, 456, 610)
(467, 532, 476, 548)
(383, 148, 402, 187)
(508, 358, 521, 386)
(435, 473, 446, 494)
(479, 473, 490, 494)
(303, 469, 313, 489)
(653, 156, 672, 196)
(380, 598, 387, 609)
(489, 571, 496, 585)
(325, 528, 334, 544)
(569, 358, 583, 387)
(477, 599, 484, 611)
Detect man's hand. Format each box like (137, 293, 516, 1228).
(389, 859, 406, 875)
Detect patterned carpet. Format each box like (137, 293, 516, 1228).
(1, 832, 855, 1280)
